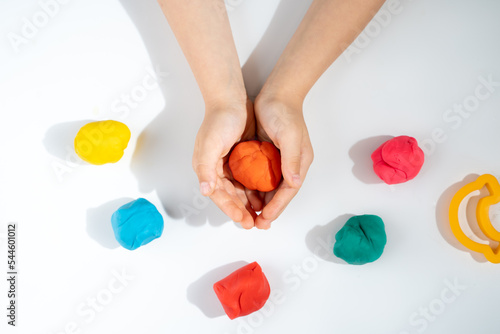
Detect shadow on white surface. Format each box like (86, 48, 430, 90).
(241, 0, 312, 98)
(119, 0, 232, 227)
(435, 173, 494, 263)
(86, 197, 134, 249)
(43, 120, 92, 161)
(186, 260, 248, 318)
(348, 135, 393, 185)
(305, 213, 355, 265)
(131, 121, 231, 227)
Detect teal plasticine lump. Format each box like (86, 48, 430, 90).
(333, 215, 387, 265)
(111, 198, 164, 250)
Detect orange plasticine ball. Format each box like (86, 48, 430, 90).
(228, 140, 282, 192)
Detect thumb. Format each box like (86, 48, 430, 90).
(278, 134, 302, 188)
(193, 139, 220, 196)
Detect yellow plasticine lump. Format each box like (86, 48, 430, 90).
(449, 174, 500, 263)
(74, 120, 131, 165)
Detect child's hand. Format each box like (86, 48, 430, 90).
(192, 98, 259, 229)
(253, 94, 314, 229)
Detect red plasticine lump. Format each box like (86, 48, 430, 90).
(213, 262, 271, 320)
(229, 140, 282, 192)
(371, 135, 425, 185)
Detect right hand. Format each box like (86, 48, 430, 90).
(192, 98, 259, 229)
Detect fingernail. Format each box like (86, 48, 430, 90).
(292, 174, 302, 187)
(200, 182, 211, 196)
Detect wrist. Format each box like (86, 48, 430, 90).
(204, 91, 248, 114)
(255, 86, 304, 115)
(204, 94, 249, 121)
(202, 67, 248, 114)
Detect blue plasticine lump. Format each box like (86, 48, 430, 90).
(111, 198, 164, 250)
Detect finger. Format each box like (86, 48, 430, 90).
(255, 216, 272, 230)
(193, 137, 221, 196)
(255, 183, 299, 229)
(234, 183, 256, 229)
(209, 179, 244, 223)
(245, 188, 263, 212)
(239, 204, 256, 229)
(257, 148, 314, 229)
(224, 157, 257, 229)
(262, 188, 277, 207)
(278, 131, 303, 188)
(244, 200, 258, 221)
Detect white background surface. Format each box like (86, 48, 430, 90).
(1, 0, 500, 333)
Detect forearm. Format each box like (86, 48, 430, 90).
(261, 0, 386, 105)
(157, 0, 246, 108)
